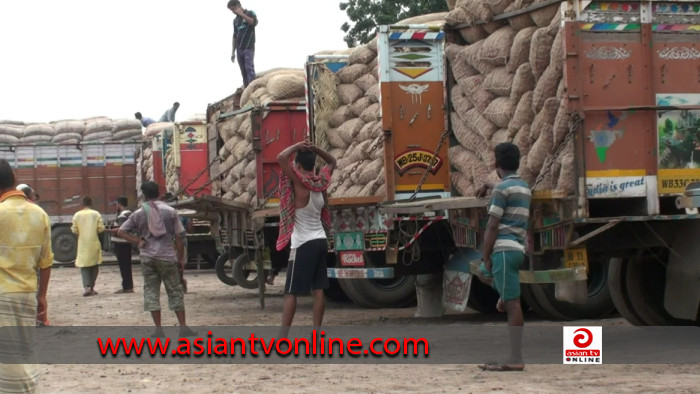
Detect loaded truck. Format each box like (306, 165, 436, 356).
(0, 140, 140, 262)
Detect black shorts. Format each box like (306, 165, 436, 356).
(284, 239, 329, 295)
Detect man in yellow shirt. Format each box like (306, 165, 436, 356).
(71, 196, 105, 296)
(0, 159, 53, 393)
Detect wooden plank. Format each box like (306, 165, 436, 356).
(380, 196, 489, 214)
(468, 261, 588, 284)
(329, 195, 384, 208)
(569, 219, 621, 247)
(251, 207, 280, 219)
(532, 190, 570, 200)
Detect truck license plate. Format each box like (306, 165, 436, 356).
(564, 247, 588, 272)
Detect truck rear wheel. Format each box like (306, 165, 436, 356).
(624, 251, 687, 326)
(530, 255, 616, 320)
(337, 276, 417, 309)
(232, 253, 267, 290)
(51, 226, 77, 263)
(608, 257, 646, 326)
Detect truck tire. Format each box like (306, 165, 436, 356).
(529, 283, 574, 321)
(51, 226, 77, 263)
(624, 251, 687, 326)
(337, 276, 417, 309)
(215, 254, 239, 287)
(324, 278, 351, 302)
(608, 257, 646, 326)
(534, 255, 617, 320)
(232, 253, 266, 290)
(520, 284, 552, 319)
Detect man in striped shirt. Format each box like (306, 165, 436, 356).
(475, 142, 531, 372)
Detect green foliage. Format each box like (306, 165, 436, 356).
(340, 0, 448, 47)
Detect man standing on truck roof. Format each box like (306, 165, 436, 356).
(475, 142, 531, 372)
(108, 197, 134, 294)
(0, 159, 53, 393)
(228, 0, 258, 88)
(159, 102, 180, 123)
(117, 181, 196, 338)
(71, 196, 105, 297)
(276, 140, 336, 336)
(135, 112, 155, 128)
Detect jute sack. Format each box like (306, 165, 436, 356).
(339, 84, 363, 105)
(366, 84, 380, 103)
(82, 131, 112, 142)
(513, 124, 532, 157)
(329, 148, 345, 160)
(0, 135, 20, 144)
(451, 82, 473, 120)
(480, 26, 517, 66)
(338, 118, 365, 145)
(464, 108, 498, 140)
(483, 97, 515, 128)
(505, 1, 535, 30)
(527, 112, 556, 173)
(0, 124, 23, 138)
(530, 1, 560, 27)
(0, 120, 23, 126)
(451, 112, 489, 155)
(268, 74, 306, 100)
(351, 97, 372, 117)
(485, 0, 511, 15)
(452, 171, 475, 197)
(357, 120, 379, 141)
(529, 27, 556, 82)
(356, 159, 383, 186)
(459, 25, 489, 44)
(459, 0, 493, 21)
(483, 67, 514, 97)
(24, 124, 55, 137)
(510, 63, 536, 103)
(552, 98, 571, 150)
(143, 122, 172, 138)
(327, 128, 349, 149)
(507, 26, 537, 73)
(360, 103, 381, 123)
(532, 63, 563, 114)
(113, 118, 142, 132)
(446, 7, 469, 25)
(550, 28, 564, 71)
(54, 120, 85, 135)
(447, 44, 479, 80)
(461, 40, 495, 75)
(508, 91, 534, 137)
(530, 97, 559, 143)
(354, 74, 377, 93)
(330, 105, 354, 128)
(244, 160, 257, 180)
(349, 45, 376, 65)
(247, 176, 257, 195)
(370, 135, 384, 161)
(337, 64, 368, 84)
(555, 139, 575, 193)
(113, 129, 142, 141)
(447, 0, 457, 11)
(449, 145, 472, 176)
(460, 75, 494, 113)
(490, 128, 511, 150)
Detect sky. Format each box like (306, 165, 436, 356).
(0, 1, 349, 123)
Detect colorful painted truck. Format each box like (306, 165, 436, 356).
(372, 0, 700, 324)
(0, 141, 140, 262)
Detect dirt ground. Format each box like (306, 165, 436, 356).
(38, 263, 699, 394)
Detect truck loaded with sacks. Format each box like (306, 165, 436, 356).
(0, 117, 142, 262)
(394, 0, 700, 325)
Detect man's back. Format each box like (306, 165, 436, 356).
(490, 175, 531, 252)
(73, 209, 102, 236)
(120, 202, 184, 261)
(0, 192, 53, 293)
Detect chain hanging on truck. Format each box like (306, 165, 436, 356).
(532, 112, 583, 191)
(174, 155, 222, 197)
(408, 127, 450, 202)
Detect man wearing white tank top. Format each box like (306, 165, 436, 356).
(276, 140, 336, 335)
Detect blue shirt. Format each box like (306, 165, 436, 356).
(141, 117, 155, 127)
(159, 107, 178, 122)
(487, 174, 531, 253)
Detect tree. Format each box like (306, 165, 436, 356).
(340, 0, 448, 47)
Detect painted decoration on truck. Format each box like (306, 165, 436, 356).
(587, 111, 629, 163)
(657, 94, 700, 194)
(399, 83, 429, 104)
(585, 174, 650, 198)
(394, 148, 443, 176)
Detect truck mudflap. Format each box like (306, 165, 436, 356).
(327, 268, 394, 279)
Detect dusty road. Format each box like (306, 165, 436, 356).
(38, 264, 699, 393)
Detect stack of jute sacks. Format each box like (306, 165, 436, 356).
(0, 117, 143, 145)
(444, 0, 574, 196)
(316, 12, 447, 198)
(214, 68, 307, 206)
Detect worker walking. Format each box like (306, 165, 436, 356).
(0, 159, 53, 393)
(108, 196, 134, 294)
(71, 196, 105, 296)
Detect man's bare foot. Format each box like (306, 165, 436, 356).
(266, 276, 275, 286)
(496, 298, 505, 313)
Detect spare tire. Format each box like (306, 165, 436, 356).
(215, 253, 238, 287)
(51, 226, 77, 263)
